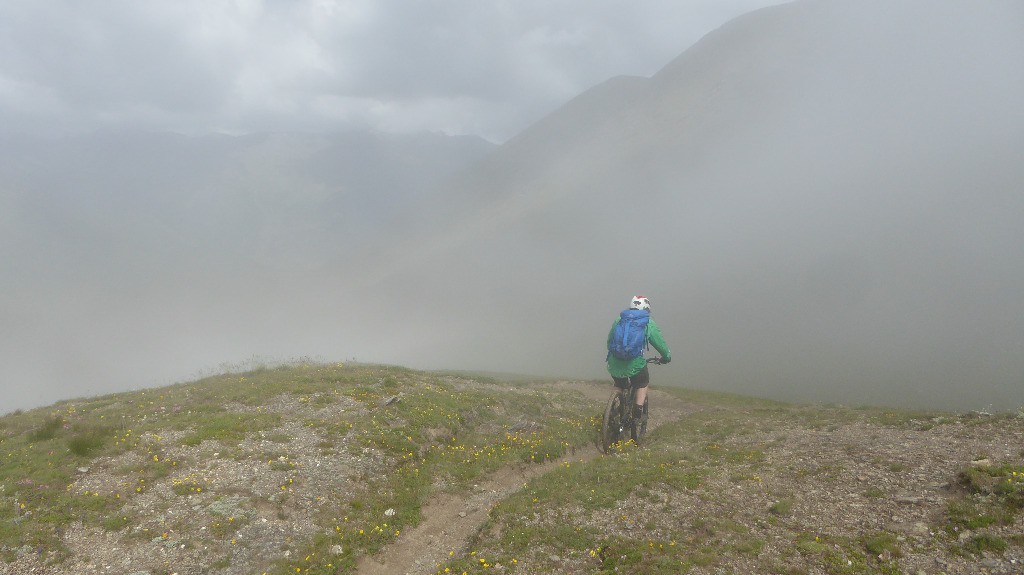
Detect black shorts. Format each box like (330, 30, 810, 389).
(612, 365, 650, 390)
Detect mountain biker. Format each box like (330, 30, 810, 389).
(607, 296, 671, 425)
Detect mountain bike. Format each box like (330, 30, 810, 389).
(601, 357, 663, 453)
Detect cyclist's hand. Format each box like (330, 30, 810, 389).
(660, 356, 671, 364)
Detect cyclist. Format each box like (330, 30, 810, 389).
(607, 296, 672, 429)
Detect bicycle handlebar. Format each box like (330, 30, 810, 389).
(646, 356, 664, 365)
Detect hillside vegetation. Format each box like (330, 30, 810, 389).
(1, 363, 1022, 574)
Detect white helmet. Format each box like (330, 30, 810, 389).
(629, 296, 651, 311)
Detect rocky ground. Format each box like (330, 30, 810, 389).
(2, 375, 1022, 575)
(361, 382, 1024, 575)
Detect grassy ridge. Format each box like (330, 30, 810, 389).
(0, 363, 596, 573)
(1, 363, 1022, 575)
(438, 391, 1024, 575)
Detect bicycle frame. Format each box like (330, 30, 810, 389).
(600, 357, 659, 453)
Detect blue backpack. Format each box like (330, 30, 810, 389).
(608, 309, 650, 360)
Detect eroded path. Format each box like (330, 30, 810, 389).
(356, 383, 696, 575)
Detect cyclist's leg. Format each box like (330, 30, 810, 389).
(635, 386, 647, 409)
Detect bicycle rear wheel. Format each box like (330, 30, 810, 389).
(601, 391, 625, 453)
(633, 396, 650, 445)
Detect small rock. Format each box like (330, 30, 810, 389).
(971, 458, 991, 467)
(384, 508, 396, 517)
(77, 467, 90, 473)
(331, 545, 344, 555)
(458, 511, 467, 518)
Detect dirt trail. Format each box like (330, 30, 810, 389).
(356, 383, 697, 575)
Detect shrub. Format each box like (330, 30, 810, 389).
(769, 498, 794, 516)
(862, 531, 900, 556)
(29, 415, 64, 442)
(67, 427, 109, 456)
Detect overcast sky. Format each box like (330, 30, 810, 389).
(3, 0, 1022, 415)
(0, 0, 788, 143)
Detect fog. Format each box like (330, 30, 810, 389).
(355, 0, 1024, 410)
(2, 0, 1023, 414)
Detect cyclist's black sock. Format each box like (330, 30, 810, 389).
(632, 403, 643, 420)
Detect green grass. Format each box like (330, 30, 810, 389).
(861, 531, 900, 556)
(955, 533, 1008, 556)
(426, 387, 1023, 575)
(261, 366, 599, 574)
(770, 498, 795, 516)
(180, 412, 282, 446)
(429, 413, 722, 575)
(27, 414, 64, 442)
(942, 461, 1024, 547)
(66, 424, 111, 456)
(2, 363, 1021, 574)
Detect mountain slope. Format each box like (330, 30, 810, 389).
(366, 0, 1024, 410)
(0, 129, 493, 270)
(0, 129, 494, 415)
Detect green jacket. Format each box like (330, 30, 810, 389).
(606, 315, 671, 378)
